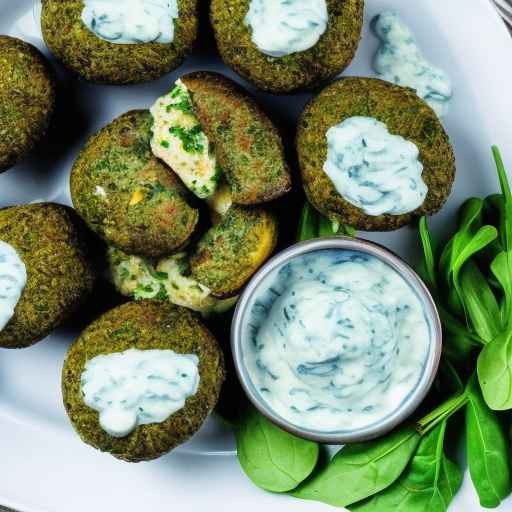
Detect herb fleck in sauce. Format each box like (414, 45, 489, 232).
(244, 249, 432, 433)
(372, 10, 453, 117)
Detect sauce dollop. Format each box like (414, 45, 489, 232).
(244, 249, 432, 433)
(0, 241, 27, 332)
(81, 348, 200, 437)
(324, 116, 427, 216)
(82, 0, 179, 45)
(372, 11, 453, 117)
(244, 0, 328, 58)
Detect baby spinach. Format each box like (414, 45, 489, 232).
(477, 329, 512, 410)
(297, 201, 354, 241)
(460, 261, 501, 344)
(466, 375, 512, 508)
(235, 407, 319, 493)
(297, 201, 319, 242)
(291, 426, 420, 507)
(419, 216, 438, 291)
(350, 421, 462, 512)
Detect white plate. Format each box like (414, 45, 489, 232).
(0, 0, 511, 511)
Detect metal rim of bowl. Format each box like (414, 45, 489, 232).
(231, 236, 443, 444)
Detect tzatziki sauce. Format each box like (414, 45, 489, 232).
(372, 11, 453, 117)
(244, 0, 328, 58)
(0, 241, 27, 332)
(243, 249, 432, 433)
(324, 116, 427, 216)
(81, 348, 200, 437)
(82, 0, 179, 45)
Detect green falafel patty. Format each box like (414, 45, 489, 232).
(108, 246, 238, 315)
(71, 110, 199, 258)
(210, 0, 364, 93)
(0, 203, 95, 349)
(151, 72, 292, 205)
(297, 77, 456, 231)
(41, 0, 198, 85)
(0, 36, 55, 173)
(190, 206, 278, 298)
(62, 301, 224, 462)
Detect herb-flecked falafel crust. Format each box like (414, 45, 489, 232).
(190, 206, 278, 298)
(210, 0, 364, 93)
(297, 77, 456, 231)
(181, 72, 292, 204)
(62, 301, 225, 462)
(41, 0, 198, 85)
(0, 36, 56, 173)
(71, 110, 199, 258)
(0, 204, 95, 349)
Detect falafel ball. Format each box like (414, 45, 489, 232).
(62, 301, 224, 462)
(108, 246, 238, 315)
(297, 77, 456, 231)
(41, 0, 198, 85)
(179, 72, 292, 204)
(190, 206, 278, 298)
(71, 110, 199, 258)
(210, 0, 364, 93)
(0, 203, 95, 349)
(0, 36, 56, 173)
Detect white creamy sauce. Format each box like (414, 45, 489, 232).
(244, 0, 328, 57)
(324, 116, 427, 216)
(244, 250, 432, 433)
(0, 241, 27, 332)
(82, 0, 179, 45)
(81, 348, 200, 437)
(372, 10, 453, 117)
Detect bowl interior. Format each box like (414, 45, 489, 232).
(231, 237, 442, 444)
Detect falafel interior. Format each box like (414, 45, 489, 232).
(151, 72, 292, 207)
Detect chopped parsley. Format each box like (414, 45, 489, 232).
(169, 125, 205, 154)
(160, 140, 170, 148)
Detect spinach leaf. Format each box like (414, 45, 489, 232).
(492, 146, 512, 253)
(478, 329, 512, 410)
(439, 197, 484, 286)
(450, 225, 498, 313)
(235, 408, 319, 493)
(438, 305, 483, 363)
(419, 216, 438, 291)
(466, 375, 512, 508)
(350, 421, 462, 512)
(460, 261, 501, 343)
(318, 215, 339, 237)
(491, 251, 512, 326)
(297, 202, 319, 242)
(291, 426, 420, 507)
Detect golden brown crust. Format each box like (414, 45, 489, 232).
(70, 110, 199, 258)
(296, 77, 456, 231)
(0, 36, 56, 172)
(0, 203, 96, 348)
(41, 0, 198, 84)
(190, 206, 278, 298)
(62, 301, 225, 462)
(210, 0, 364, 93)
(181, 71, 292, 205)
